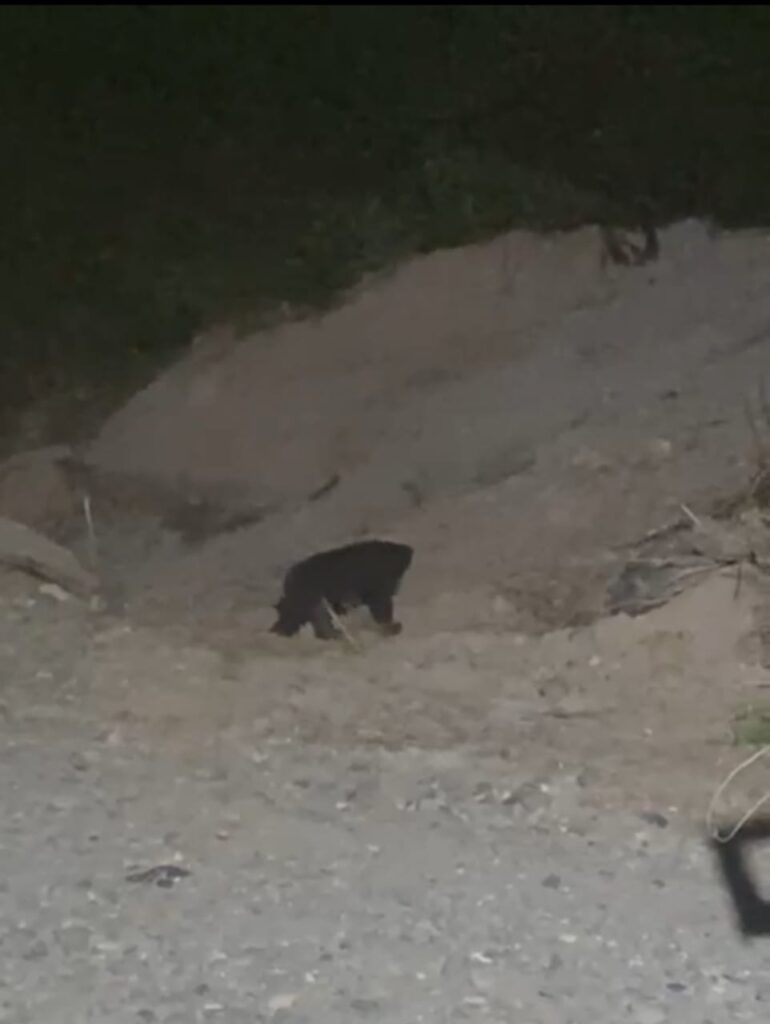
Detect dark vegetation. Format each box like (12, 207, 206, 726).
(2, 5, 770, 441)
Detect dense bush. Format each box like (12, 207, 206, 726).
(1, 6, 769, 433)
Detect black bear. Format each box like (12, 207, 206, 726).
(270, 539, 413, 640)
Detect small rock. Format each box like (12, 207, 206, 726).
(22, 938, 49, 961)
(469, 951, 495, 965)
(201, 1008, 225, 1021)
(268, 993, 298, 1014)
(7, 926, 37, 955)
(542, 873, 561, 890)
(125, 864, 191, 888)
(545, 953, 563, 973)
(648, 437, 673, 460)
(502, 780, 548, 814)
(634, 1006, 666, 1024)
(639, 811, 668, 828)
(350, 998, 380, 1014)
(473, 782, 495, 803)
(55, 924, 92, 954)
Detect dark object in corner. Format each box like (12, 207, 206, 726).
(710, 817, 770, 937)
(271, 539, 413, 640)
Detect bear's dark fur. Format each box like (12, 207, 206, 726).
(270, 539, 413, 640)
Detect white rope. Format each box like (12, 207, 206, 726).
(706, 744, 770, 843)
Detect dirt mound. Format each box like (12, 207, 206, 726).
(72, 220, 770, 626)
(87, 226, 607, 502)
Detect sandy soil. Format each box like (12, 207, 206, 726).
(2, 220, 770, 1021)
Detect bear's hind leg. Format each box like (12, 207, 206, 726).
(366, 592, 402, 636)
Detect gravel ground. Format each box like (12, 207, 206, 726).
(2, 556, 770, 1024)
(2, 707, 768, 1024)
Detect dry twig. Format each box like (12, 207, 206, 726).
(321, 598, 360, 651)
(82, 494, 98, 570)
(707, 745, 770, 843)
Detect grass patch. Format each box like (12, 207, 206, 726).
(733, 706, 770, 747)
